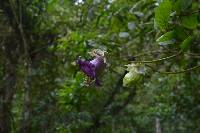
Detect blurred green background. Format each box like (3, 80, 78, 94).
(0, 0, 200, 132)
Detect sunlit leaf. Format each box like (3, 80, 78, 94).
(180, 36, 193, 51)
(155, 0, 172, 30)
(156, 30, 176, 45)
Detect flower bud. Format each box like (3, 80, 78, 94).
(123, 63, 145, 87)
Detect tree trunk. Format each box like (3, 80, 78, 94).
(0, 99, 13, 133)
(155, 117, 162, 133)
(0, 55, 16, 133)
(21, 67, 31, 133)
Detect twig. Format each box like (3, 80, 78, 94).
(132, 51, 182, 63)
(146, 64, 200, 74)
(181, 9, 200, 16)
(132, 50, 163, 58)
(184, 52, 200, 58)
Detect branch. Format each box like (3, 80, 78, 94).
(181, 9, 200, 16)
(85, 71, 127, 133)
(132, 51, 182, 63)
(103, 71, 127, 108)
(184, 52, 200, 58)
(9, 0, 29, 58)
(146, 64, 200, 74)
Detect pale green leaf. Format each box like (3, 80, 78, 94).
(180, 36, 193, 51)
(156, 31, 176, 45)
(155, 0, 172, 30)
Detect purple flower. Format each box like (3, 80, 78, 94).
(77, 56, 106, 86)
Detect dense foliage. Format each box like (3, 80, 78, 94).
(0, 0, 199, 133)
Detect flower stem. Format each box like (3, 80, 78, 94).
(132, 51, 182, 63)
(146, 64, 200, 74)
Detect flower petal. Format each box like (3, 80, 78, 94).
(77, 59, 96, 79)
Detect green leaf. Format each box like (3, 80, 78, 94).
(180, 0, 192, 11)
(180, 36, 193, 51)
(174, 0, 181, 14)
(174, 0, 192, 14)
(156, 30, 176, 45)
(155, 0, 172, 30)
(174, 26, 187, 40)
(181, 14, 198, 29)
